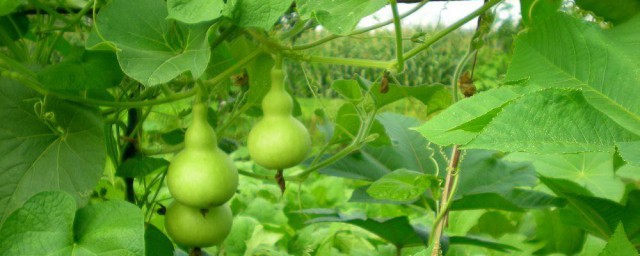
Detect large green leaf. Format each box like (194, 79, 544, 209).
(507, 13, 640, 136)
(296, 0, 387, 35)
(519, 0, 562, 26)
(0, 191, 144, 255)
(144, 224, 173, 256)
(466, 89, 639, 153)
(0, 79, 105, 227)
(622, 190, 640, 245)
(506, 152, 625, 201)
(414, 85, 532, 146)
(87, 0, 212, 86)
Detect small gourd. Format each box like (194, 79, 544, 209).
(167, 99, 238, 208)
(247, 67, 311, 170)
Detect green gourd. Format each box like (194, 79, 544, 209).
(164, 201, 233, 247)
(247, 67, 311, 170)
(167, 99, 238, 208)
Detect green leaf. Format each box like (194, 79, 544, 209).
(532, 209, 586, 255)
(332, 80, 362, 102)
(117, 155, 168, 178)
(366, 169, 431, 202)
(0, 0, 24, 16)
(0, 79, 105, 227)
(506, 152, 625, 201)
(370, 83, 451, 113)
(87, 0, 212, 86)
(470, 211, 518, 239)
(223, 216, 260, 256)
(322, 113, 444, 180)
(0, 191, 144, 255)
(616, 141, 640, 167)
(414, 85, 531, 146)
(144, 224, 173, 256)
(506, 13, 640, 136)
(622, 190, 640, 245)
(329, 103, 390, 146)
(519, 0, 562, 26)
(167, 0, 226, 24)
(541, 176, 625, 240)
(0, 14, 29, 46)
(599, 224, 638, 256)
(306, 213, 427, 248)
(576, 0, 640, 24)
(296, 0, 387, 35)
(38, 48, 124, 91)
(225, 0, 293, 31)
(466, 89, 639, 153)
(448, 236, 520, 253)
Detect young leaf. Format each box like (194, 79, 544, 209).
(296, 0, 387, 35)
(0, 191, 144, 255)
(369, 83, 451, 113)
(87, 0, 212, 86)
(0, 79, 105, 228)
(331, 80, 363, 102)
(366, 169, 431, 202)
(598, 224, 638, 256)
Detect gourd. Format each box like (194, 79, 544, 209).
(167, 98, 238, 208)
(164, 202, 233, 247)
(247, 66, 311, 170)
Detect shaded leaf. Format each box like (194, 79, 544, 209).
(38, 49, 124, 91)
(533, 209, 586, 255)
(117, 155, 169, 178)
(0, 79, 105, 227)
(145, 224, 173, 256)
(541, 176, 625, 239)
(575, 0, 640, 24)
(366, 169, 431, 202)
(616, 141, 640, 167)
(370, 83, 451, 113)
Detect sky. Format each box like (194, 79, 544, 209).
(358, 0, 522, 30)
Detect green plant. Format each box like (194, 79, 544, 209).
(0, 0, 638, 255)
